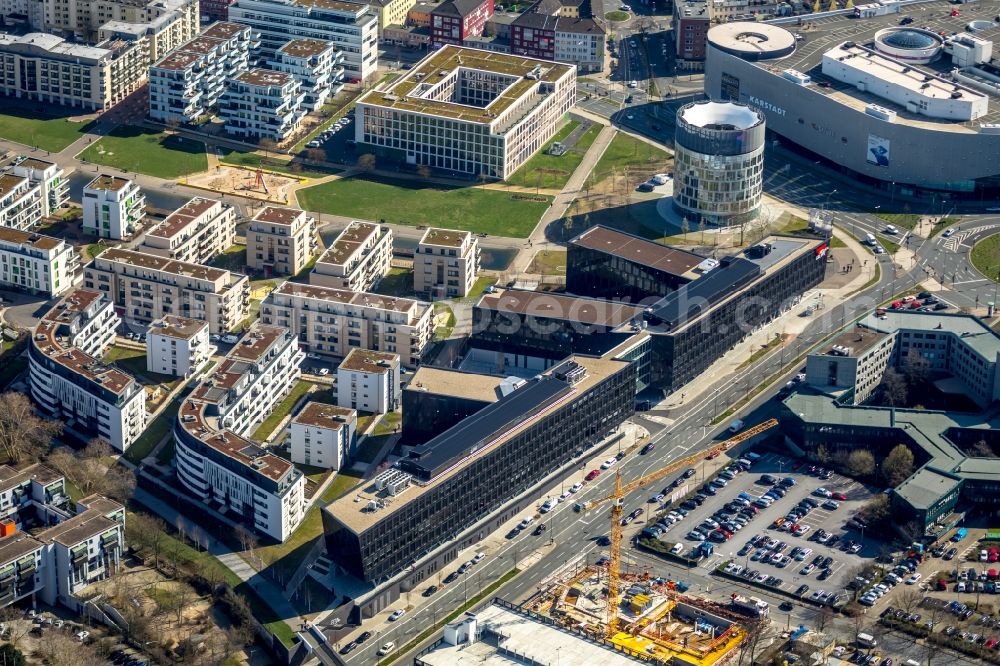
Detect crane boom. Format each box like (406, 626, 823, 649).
(586, 418, 778, 638)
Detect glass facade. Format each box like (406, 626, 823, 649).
(673, 144, 765, 227)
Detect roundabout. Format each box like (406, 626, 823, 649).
(970, 232, 1000, 282)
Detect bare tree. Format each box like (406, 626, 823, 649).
(880, 368, 908, 407)
(680, 216, 690, 238)
(897, 588, 923, 614)
(814, 605, 834, 633)
(0, 392, 62, 463)
(416, 164, 431, 180)
(903, 349, 930, 386)
(969, 439, 994, 457)
(126, 512, 167, 569)
(82, 438, 113, 460)
(258, 138, 278, 161)
(357, 153, 376, 173)
(305, 147, 326, 165)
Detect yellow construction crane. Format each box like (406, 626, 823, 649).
(583, 418, 779, 638)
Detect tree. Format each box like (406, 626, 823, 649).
(861, 494, 891, 526)
(846, 450, 876, 478)
(698, 217, 706, 244)
(814, 444, 831, 464)
(880, 367, 908, 407)
(681, 216, 690, 238)
(82, 438, 113, 460)
(126, 513, 167, 569)
(0, 391, 62, 464)
(897, 588, 923, 614)
(357, 153, 376, 172)
(258, 138, 278, 161)
(814, 605, 834, 633)
(881, 444, 915, 487)
(0, 643, 25, 666)
(970, 439, 994, 457)
(563, 215, 576, 240)
(416, 164, 432, 181)
(306, 147, 326, 164)
(904, 349, 930, 386)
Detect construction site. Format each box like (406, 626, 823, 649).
(525, 562, 757, 666)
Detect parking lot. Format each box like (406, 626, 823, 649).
(641, 451, 878, 603)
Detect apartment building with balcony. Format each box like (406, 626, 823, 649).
(228, 0, 379, 82)
(310, 221, 392, 292)
(83, 248, 251, 335)
(246, 206, 320, 277)
(0, 174, 42, 232)
(261, 281, 433, 367)
(0, 461, 124, 613)
(343, 0, 414, 35)
(82, 175, 145, 240)
(0, 32, 148, 110)
(290, 402, 356, 469)
(43, 0, 198, 56)
(9, 157, 68, 219)
(0, 227, 80, 296)
(336, 348, 400, 414)
(220, 69, 307, 141)
(148, 21, 254, 124)
(355, 45, 576, 178)
(272, 38, 343, 111)
(146, 315, 211, 377)
(414, 227, 479, 298)
(28, 289, 146, 452)
(139, 197, 236, 265)
(174, 324, 306, 540)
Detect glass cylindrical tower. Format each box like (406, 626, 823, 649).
(673, 100, 765, 228)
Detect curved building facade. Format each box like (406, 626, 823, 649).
(704, 20, 1000, 199)
(673, 100, 765, 227)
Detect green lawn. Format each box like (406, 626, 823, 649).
(251, 380, 314, 440)
(880, 237, 900, 255)
(320, 471, 364, 503)
(156, 438, 175, 465)
(354, 435, 388, 465)
(0, 357, 27, 390)
(830, 235, 847, 249)
(254, 505, 323, 583)
(218, 149, 337, 180)
(209, 244, 248, 273)
(434, 302, 457, 340)
(297, 176, 551, 238)
(374, 410, 401, 436)
(506, 121, 585, 190)
(605, 10, 629, 20)
(125, 399, 181, 464)
(78, 127, 207, 179)
(929, 217, 961, 238)
(875, 212, 921, 231)
(528, 249, 566, 275)
(590, 133, 670, 182)
(373, 267, 416, 298)
(462, 276, 497, 302)
(0, 108, 94, 152)
(971, 233, 1000, 282)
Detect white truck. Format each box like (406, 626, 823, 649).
(731, 594, 769, 618)
(856, 632, 877, 648)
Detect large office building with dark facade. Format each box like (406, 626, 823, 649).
(704, 17, 1000, 199)
(781, 311, 1000, 535)
(472, 226, 828, 393)
(322, 353, 635, 613)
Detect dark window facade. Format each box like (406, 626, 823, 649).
(566, 242, 693, 303)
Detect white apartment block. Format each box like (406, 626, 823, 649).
(0, 227, 80, 296)
(0, 174, 42, 232)
(220, 69, 306, 141)
(175, 324, 306, 541)
(289, 401, 356, 469)
(84, 248, 251, 335)
(0, 463, 124, 614)
(28, 289, 146, 452)
(43, 0, 199, 57)
(0, 32, 147, 111)
(336, 348, 400, 414)
(146, 315, 211, 377)
(228, 0, 379, 82)
(82, 175, 145, 240)
(148, 21, 254, 124)
(10, 157, 69, 218)
(139, 197, 236, 265)
(414, 227, 479, 298)
(246, 205, 320, 277)
(310, 221, 392, 292)
(355, 45, 576, 179)
(261, 281, 433, 367)
(271, 38, 343, 111)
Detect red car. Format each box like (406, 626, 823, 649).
(986, 639, 997, 650)
(585, 469, 601, 481)
(706, 450, 721, 460)
(832, 492, 848, 501)
(936, 579, 948, 591)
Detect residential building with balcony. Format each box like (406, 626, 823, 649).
(148, 21, 254, 124)
(139, 197, 237, 265)
(0, 227, 80, 296)
(343, 0, 415, 35)
(336, 348, 400, 414)
(28, 289, 146, 452)
(174, 324, 306, 541)
(272, 38, 343, 111)
(414, 227, 479, 298)
(0, 173, 43, 232)
(310, 222, 391, 292)
(228, 0, 379, 82)
(0, 461, 124, 613)
(430, 0, 493, 47)
(261, 281, 433, 367)
(83, 248, 251, 335)
(43, 0, 198, 57)
(146, 315, 211, 377)
(82, 175, 145, 240)
(9, 157, 68, 219)
(355, 45, 576, 179)
(0, 32, 148, 110)
(290, 402, 356, 469)
(219, 68, 307, 141)
(246, 206, 320, 277)
(508, 0, 605, 73)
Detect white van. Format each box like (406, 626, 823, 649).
(865, 233, 876, 246)
(670, 542, 684, 554)
(856, 632, 877, 648)
(728, 419, 744, 433)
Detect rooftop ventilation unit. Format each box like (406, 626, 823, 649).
(373, 469, 411, 496)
